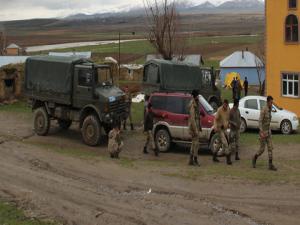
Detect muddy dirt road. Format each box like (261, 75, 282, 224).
(0, 111, 300, 225)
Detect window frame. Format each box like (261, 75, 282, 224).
(281, 72, 300, 98)
(78, 68, 94, 87)
(285, 14, 299, 43)
(288, 0, 297, 9)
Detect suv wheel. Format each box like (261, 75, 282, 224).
(155, 129, 171, 152)
(81, 114, 102, 146)
(280, 120, 292, 135)
(34, 107, 50, 136)
(209, 100, 219, 112)
(210, 133, 223, 155)
(58, 119, 72, 130)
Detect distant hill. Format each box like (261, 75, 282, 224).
(65, 0, 264, 20)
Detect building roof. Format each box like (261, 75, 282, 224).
(220, 51, 263, 68)
(49, 51, 91, 59)
(0, 56, 29, 67)
(121, 64, 143, 70)
(146, 54, 204, 66)
(6, 43, 21, 49)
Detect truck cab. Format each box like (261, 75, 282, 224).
(25, 56, 127, 146)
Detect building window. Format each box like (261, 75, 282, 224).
(282, 73, 299, 97)
(285, 15, 299, 42)
(289, 0, 297, 9)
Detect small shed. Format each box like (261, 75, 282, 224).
(120, 64, 144, 81)
(6, 43, 22, 56)
(220, 51, 265, 85)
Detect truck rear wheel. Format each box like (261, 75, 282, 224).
(34, 107, 50, 136)
(58, 119, 72, 130)
(81, 114, 101, 146)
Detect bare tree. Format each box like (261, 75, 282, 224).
(0, 30, 6, 56)
(144, 0, 185, 60)
(255, 37, 265, 96)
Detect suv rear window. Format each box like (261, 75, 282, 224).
(151, 95, 191, 114)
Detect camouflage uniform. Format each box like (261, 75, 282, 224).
(256, 106, 273, 160)
(188, 98, 201, 157)
(214, 106, 230, 156)
(123, 91, 133, 130)
(229, 107, 241, 158)
(108, 129, 123, 158)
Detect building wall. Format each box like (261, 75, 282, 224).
(266, 0, 300, 117)
(6, 48, 19, 56)
(220, 68, 265, 85)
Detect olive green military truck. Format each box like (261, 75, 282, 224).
(25, 56, 127, 146)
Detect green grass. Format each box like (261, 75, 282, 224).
(0, 101, 31, 113)
(0, 201, 56, 225)
(131, 102, 144, 125)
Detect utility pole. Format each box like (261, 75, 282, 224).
(118, 31, 121, 80)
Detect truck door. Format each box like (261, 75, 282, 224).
(73, 67, 95, 108)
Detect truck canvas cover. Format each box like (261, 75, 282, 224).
(25, 56, 88, 104)
(143, 59, 203, 92)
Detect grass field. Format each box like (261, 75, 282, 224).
(0, 201, 56, 225)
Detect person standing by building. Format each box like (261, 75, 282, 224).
(143, 103, 158, 156)
(244, 77, 249, 96)
(213, 99, 232, 165)
(188, 90, 202, 166)
(108, 122, 123, 159)
(123, 86, 134, 130)
(236, 79, 242, 100)
(252, 96, 277, 171)
(231, 77, 237, 100)
(229, 99, 241, 160)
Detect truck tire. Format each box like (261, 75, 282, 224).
(58, 119, 72, 130)
(81, 114, 102, 146)
(34, 107, 50, 136)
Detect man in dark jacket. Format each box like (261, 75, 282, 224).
(244, 77, 249, 96)
(143, 103, 158, 156)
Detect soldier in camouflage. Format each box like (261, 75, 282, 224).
(108, 123, 123, 159)
(252, 96, 277, 171)
(229, 99, 241, 160)
(188, 90, 202, 166)
(213, 99, 232, 165)
(123, 86, 134, 131)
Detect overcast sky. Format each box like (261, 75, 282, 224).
(0, 0, 233, 21)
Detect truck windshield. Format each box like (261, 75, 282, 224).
(199, 95, 214, 114)
(96, 67, 113, 86)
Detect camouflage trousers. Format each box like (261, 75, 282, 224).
(217, 130, 231, 156)
(190, 136, 200, 157)
(256, 136, 273, 160)
(229, 129, 240, 154)
(145, 130, 155, 150)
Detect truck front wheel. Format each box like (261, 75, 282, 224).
(34, 107, 50, 136)
(81, 114, 101, 146)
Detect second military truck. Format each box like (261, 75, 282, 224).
(25, 56, 128, 146)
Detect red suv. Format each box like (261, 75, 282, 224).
(149, 92, 218, 152)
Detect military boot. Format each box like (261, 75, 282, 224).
(252, 154, 258, 168)
(143, 146, 148, 154)
(269, 159, 277, 171)
(235, 152, 240, 161)
(212, 152, 220, 163)
(226, 154, 232, 165)
(154, 148, 159, 157)
(193, 157, 200, 167)
(130, 123, 134, 131)
(188, 155, 194, 166)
